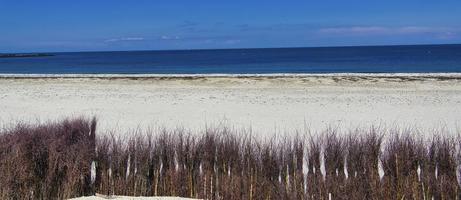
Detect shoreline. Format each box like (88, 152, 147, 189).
(1, 72, 461, 79)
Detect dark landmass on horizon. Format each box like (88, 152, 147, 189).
(0, 53, 54, 58)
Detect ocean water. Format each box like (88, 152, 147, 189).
(1, 44, 461, 74)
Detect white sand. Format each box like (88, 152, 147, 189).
(70, 195, 199, 200)
(1, 74, 461, 136)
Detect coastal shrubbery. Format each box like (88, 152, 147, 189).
(0, 118, 96, 199)
(0, 118, 460, 199)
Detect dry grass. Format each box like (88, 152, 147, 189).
(0, 118, 460, 199)
(0, 118, 96, 200)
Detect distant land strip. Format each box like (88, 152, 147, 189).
(0, 53, 54, 58)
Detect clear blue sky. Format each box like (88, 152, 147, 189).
(1, 0, 460, 52)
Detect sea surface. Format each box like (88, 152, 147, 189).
(1, 44, 461, 74)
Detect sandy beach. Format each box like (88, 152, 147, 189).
(70, 195, 199, 200)
(1, 74, 461, 136)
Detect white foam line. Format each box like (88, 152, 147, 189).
(1, 73, 461, 78)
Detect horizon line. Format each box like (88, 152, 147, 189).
(2, 42, 460, 54)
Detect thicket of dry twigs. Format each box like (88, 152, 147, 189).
(0, 118, 460, 199)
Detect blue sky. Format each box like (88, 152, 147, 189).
(1, 0, 461, 52)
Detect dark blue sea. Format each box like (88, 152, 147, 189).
(1, 44, 461, 74)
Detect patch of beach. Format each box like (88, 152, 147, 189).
(69, 195, 199, 200)
(1, 74, 461, 135)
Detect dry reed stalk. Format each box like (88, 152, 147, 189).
(1, 118, 460, 199)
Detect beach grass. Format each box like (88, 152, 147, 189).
(0, 118, 460, 199)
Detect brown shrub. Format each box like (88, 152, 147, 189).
(1, 118, 460, 200)
(0, 118, 96, 200)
